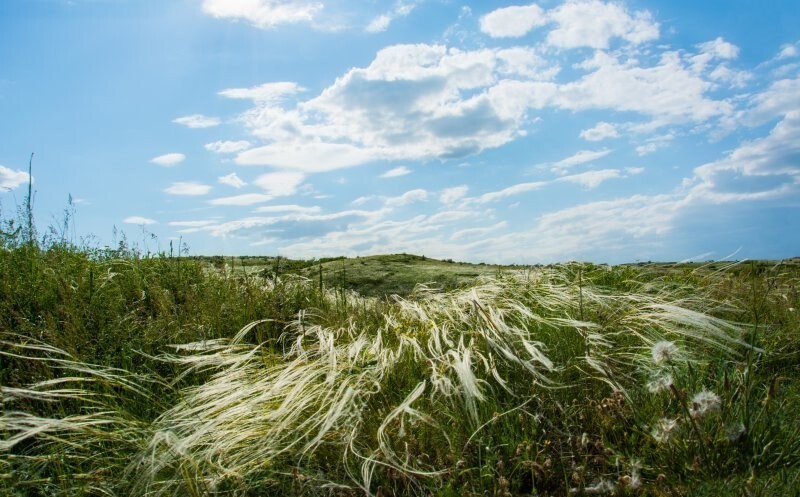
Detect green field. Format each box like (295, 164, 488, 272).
(2, 219, 799, 495)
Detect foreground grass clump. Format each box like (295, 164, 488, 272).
(2, 244, 799, 495)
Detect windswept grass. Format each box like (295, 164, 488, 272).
(3, 251, 798, 495)
(1, 210, 799, 495)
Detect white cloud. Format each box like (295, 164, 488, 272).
(168, 220, 217, 228)
(440, 185, 468, 204)
(351, 195, 376, 206)
(451, 221, 507, 240)
(252, 204, 321, 214)
(252, 171, 305, 196)
(690, 111, 800, 204)
(236, 142, 372, 171)
(687, 38, 750, 88)
(625, 167, 645, 175)
(218, 82, 305, 102)
(385, 189, 428, 207)
(558, 169, 622, 189)
(555, 51, 732, 126)
(218, 173, 247, 189)
(205, 140, 252, 154)
(366, 2, 416, 33)
(479, 4, 547, 38)
(150, 153, 186, 167)
(546, 0, 659, 49)
(707, 64, 752, 88)
(233, 44, 557, 171)
(201, 0, 322, 29)
(164, 182, 212, 196)
(204, 208, 386, 238)
(530, 193, 681, 251)
(697, 37, 740, 60)
(123, 216, 157, 225)
(549, 148, 612, 173)
(474, 181, 547, 204)
(380, 166, 411, 178)
(777, 43, 798, 60)
(479, 1, 659, 47)
(220, 36, 736, 174)
(172, 114, 221, 128)
(274, 207, 485, 260)
(580, 121, 619, 141)
(740, 77, 800, 127)
(209, 193, 273, 206)
(366, 14, 391, 33)
(635, 133, 674, 156)
(0, 165, 30, 190)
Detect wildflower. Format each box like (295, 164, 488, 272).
(651, 417, 678, 444)
(690, 389, 721, 418)
(646, 373, 673, 394)
(651, 340, 678, 365)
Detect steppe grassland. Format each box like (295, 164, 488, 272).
(1, 216, 799, 495)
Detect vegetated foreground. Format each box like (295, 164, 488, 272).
(1, 244, 799, 495)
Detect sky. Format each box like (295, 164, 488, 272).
(1, 0, 799, 264)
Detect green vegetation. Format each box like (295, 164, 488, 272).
(2, 209, 799, 496)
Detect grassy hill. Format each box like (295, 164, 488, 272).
(3, 237, 800, 496)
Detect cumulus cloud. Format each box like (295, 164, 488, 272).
(150, 153, 186, 167)
(123, 216, 157, 225)
(546, 0, 659, 49)
(253, 171, 305, 196)
(380, 166, 411, 178)
(223, 37, 735, 173)
(385, 189, 428, 207)
(479, 1, 658, 48)
(0, 165, 30, 190)
(479, 4, 547, 38)
(690, 111, 800, 204)
(172, 114, 220, 128)
(232, 44, 557, 170)
(218, 173, 247, 188)
(440, 185, 468, 204)
(201, 0, 322, 29)
(580, 121, 619, 141)
(554, 51, 732, 125)
(205, 141, 252, 154)
(164, 182, 212, 196)
(739, 76, 800, 127)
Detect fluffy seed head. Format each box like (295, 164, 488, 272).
(690, 389, 721, 418)
(650, 340, 678, 365)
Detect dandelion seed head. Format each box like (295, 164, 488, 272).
(690, 389, 721, 418)
(651, 340, 678, 365)
(646, 373, 673, 394)
(725, 422, 745, 441)
(651, 417, 678, 444)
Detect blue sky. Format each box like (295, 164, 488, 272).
(1, 0, 798, 263)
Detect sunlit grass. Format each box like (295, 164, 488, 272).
(2, 220, 799, 495)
